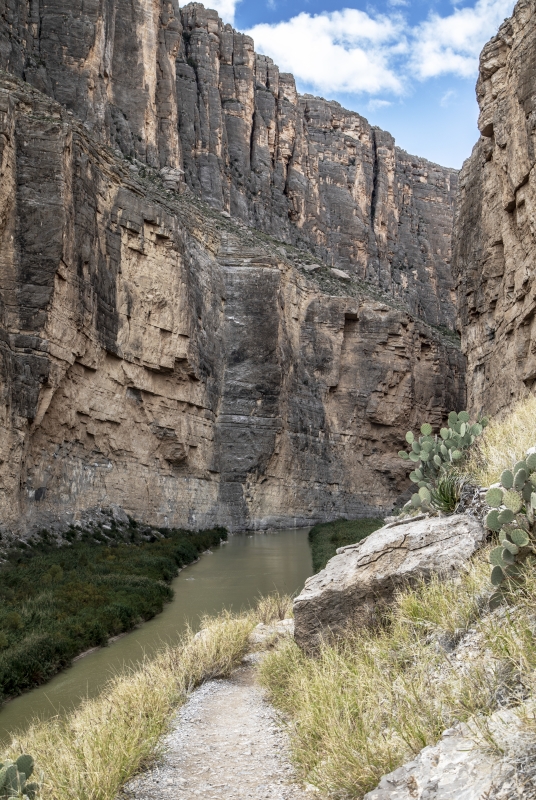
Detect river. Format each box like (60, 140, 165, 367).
(0, 528, 313, 745)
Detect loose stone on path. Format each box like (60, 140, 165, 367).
(122, 654, 311, 800)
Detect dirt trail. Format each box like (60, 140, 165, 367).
(122, 653, 311, 800)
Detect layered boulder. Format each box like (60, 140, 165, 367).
(293, 514, 485, 651)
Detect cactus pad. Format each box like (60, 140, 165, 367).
(501, 470, 514, 490)
(503, 490, 523, 513)
(526, 452, 536, 471)
(485, 487, 503, 508)
(485, 510, 501, 531)
(510, 529, 530, 547)
(491, 565, 505, 586)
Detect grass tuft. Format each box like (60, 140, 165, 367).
(464, 395, 536, 487)
(258, 550, 536, 797)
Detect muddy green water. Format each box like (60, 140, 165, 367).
(0, 528, 312, 745)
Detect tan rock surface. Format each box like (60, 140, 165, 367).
(0, 73, 465, 534)
(453, 0, 536, 415)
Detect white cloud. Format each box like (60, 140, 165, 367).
(412, 0, 515, 79)
(208, 0, 242, 24)
(368, 99, 393, 111)
(440, 89, 457, 107)
(246, 9, 406, 95)
(244, 0, 515, 98)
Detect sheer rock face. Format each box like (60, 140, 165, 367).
(453, 0, 536, 416)
(0, 1, 458, 329)
(0, 75, 465, 534)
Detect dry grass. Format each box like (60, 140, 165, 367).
(255, 592, 294, 624)
(465, 395, 536, 487)
(2, 596, 292, 800)
(5, 613, 252, 800)
(258, 553, 536, 798)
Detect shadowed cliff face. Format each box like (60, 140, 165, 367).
(453, 0, 536, 416)
(0, 1, 457, 330)
(0, 74, 465, 533)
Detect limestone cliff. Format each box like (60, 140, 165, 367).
(453, 0, 536, 416)
(0, 70, 464, 533)
(0, 1, 458, 330)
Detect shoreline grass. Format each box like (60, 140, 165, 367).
(0, 526, 227, 702)
(2, 594, 292, 800)
(308, 518, 383, 573)
(6, 613, 252, 800)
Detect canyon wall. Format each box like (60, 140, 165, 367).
(0, 72, 464, 533)
(454, 0, 536, 416)
(0, 1, 458, 329)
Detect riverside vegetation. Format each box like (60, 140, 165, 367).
(0, 524, 226, 700)
(5, 398, 536, 799)
(308, 519, 383, 573)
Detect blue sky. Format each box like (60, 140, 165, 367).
(207, 0, 516, 168)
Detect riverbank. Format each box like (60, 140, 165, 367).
(2, 597, 293, 800)
(0, 524, 227, 701)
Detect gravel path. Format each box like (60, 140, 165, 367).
(122, 653, 312, 800)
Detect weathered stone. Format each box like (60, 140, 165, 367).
(329, 268, 351, 281)
(453, 0, 536, 416)
(293, 514, 485, 650)
(0, 1, 458, 330)
(364, 706, 536, 800)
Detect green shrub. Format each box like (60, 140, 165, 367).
(308, 519, 383, 573)
(398, 410, 487, 512)
(0, 526, 227, 700)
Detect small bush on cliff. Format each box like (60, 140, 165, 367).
(0, 526, 227, 701)
(308, 519, 383, 573)
(399, 410, 487, 512)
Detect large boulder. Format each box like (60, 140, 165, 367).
(294, 514, 486, 650)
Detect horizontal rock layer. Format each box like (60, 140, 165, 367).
(0, 74, 465, 534)
(453, 0, 536, 415)
(0, 1, 458, 329)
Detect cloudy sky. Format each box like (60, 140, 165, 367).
(206, 0, 515, 168)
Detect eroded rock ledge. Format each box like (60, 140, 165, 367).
(0, 1, 458, 329)
(0, 73, 465, 534)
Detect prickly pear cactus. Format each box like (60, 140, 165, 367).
(0, 754, 39, 800)
(398, 411, 488, 512)
(485, 452, 536, 608)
